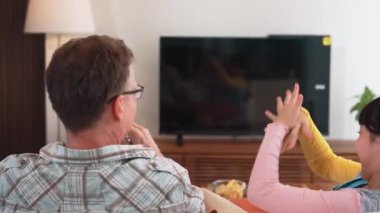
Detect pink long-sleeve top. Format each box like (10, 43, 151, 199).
(247, 123, 361, 213)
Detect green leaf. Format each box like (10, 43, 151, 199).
(350, 102, 362, 113)
(350, 86, 377, 121)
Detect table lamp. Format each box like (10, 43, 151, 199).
(24, 0, 95, 143)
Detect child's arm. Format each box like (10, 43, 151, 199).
(299, 108, 361, 183)
(247, 123, 361, 212)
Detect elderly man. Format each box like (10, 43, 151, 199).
(0, 35, 205, 212)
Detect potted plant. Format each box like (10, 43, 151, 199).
(350, 86, 376, 120)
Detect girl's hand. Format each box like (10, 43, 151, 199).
(274, 83, 303, 129)
(265, 108, 312, 153)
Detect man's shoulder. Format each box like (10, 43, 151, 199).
(149, 156, 188, 178)
(101, 155, 191, 188)
(0, 153, 44, 197)
(119, 155, 189, 180)
(0, 153, 41, 171)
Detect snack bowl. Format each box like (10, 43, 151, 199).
(211, 179, 247, 199)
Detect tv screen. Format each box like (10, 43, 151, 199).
(160, 36, 330, 136)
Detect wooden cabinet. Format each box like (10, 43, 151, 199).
(185, 155, 255, 186)
(157, 138, 357, 189)
(279, 155, 312, 185)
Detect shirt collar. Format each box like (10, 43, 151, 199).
(39, 142, 156, 164)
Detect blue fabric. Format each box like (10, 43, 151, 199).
(333, 174, 368, 190)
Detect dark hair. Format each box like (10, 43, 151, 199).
(359, 97, 380, 135)
(46, 35, 134, 133)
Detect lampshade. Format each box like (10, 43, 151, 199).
(24, 0, 95, 34)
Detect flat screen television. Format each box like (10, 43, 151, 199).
(160, 35, 330, 136)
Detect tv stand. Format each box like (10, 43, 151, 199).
(176, 133, 183, 146)
(156, 137, 358, 189)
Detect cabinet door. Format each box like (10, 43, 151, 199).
(279, 155, 313, 186)
(185, 155, 255, 187)
(185, 154, 313, 187)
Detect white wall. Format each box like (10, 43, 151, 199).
(47, 0, 380, 142)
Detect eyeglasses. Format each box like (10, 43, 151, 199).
(107, 84, 144, 103)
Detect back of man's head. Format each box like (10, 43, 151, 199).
(46, 35, 134, 133)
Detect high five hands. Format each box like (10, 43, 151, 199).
(264, 83, 309, 153)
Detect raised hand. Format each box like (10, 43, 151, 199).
(127, 123, 162, 156)
(263, 83, 304, 153)
(265, 109, 300, 153)
(265, 108, 312, 153)
(274, 83, 303, 129)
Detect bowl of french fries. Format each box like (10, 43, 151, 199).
(211, 179, 247, 199)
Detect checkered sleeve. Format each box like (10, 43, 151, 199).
(184, 182, 206, 213)
(0, 158, 5, 196)
(0, 154, 23, 196)
(0, 159, 4, 172)
(152, 157, 206, 212)
(166, 158, 205, 212)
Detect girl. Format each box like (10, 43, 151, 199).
(248, 83, 380, 212)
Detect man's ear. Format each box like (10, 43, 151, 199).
(111, 96, 125, 120)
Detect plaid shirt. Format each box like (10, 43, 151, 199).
(0, 142, 205, 212)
